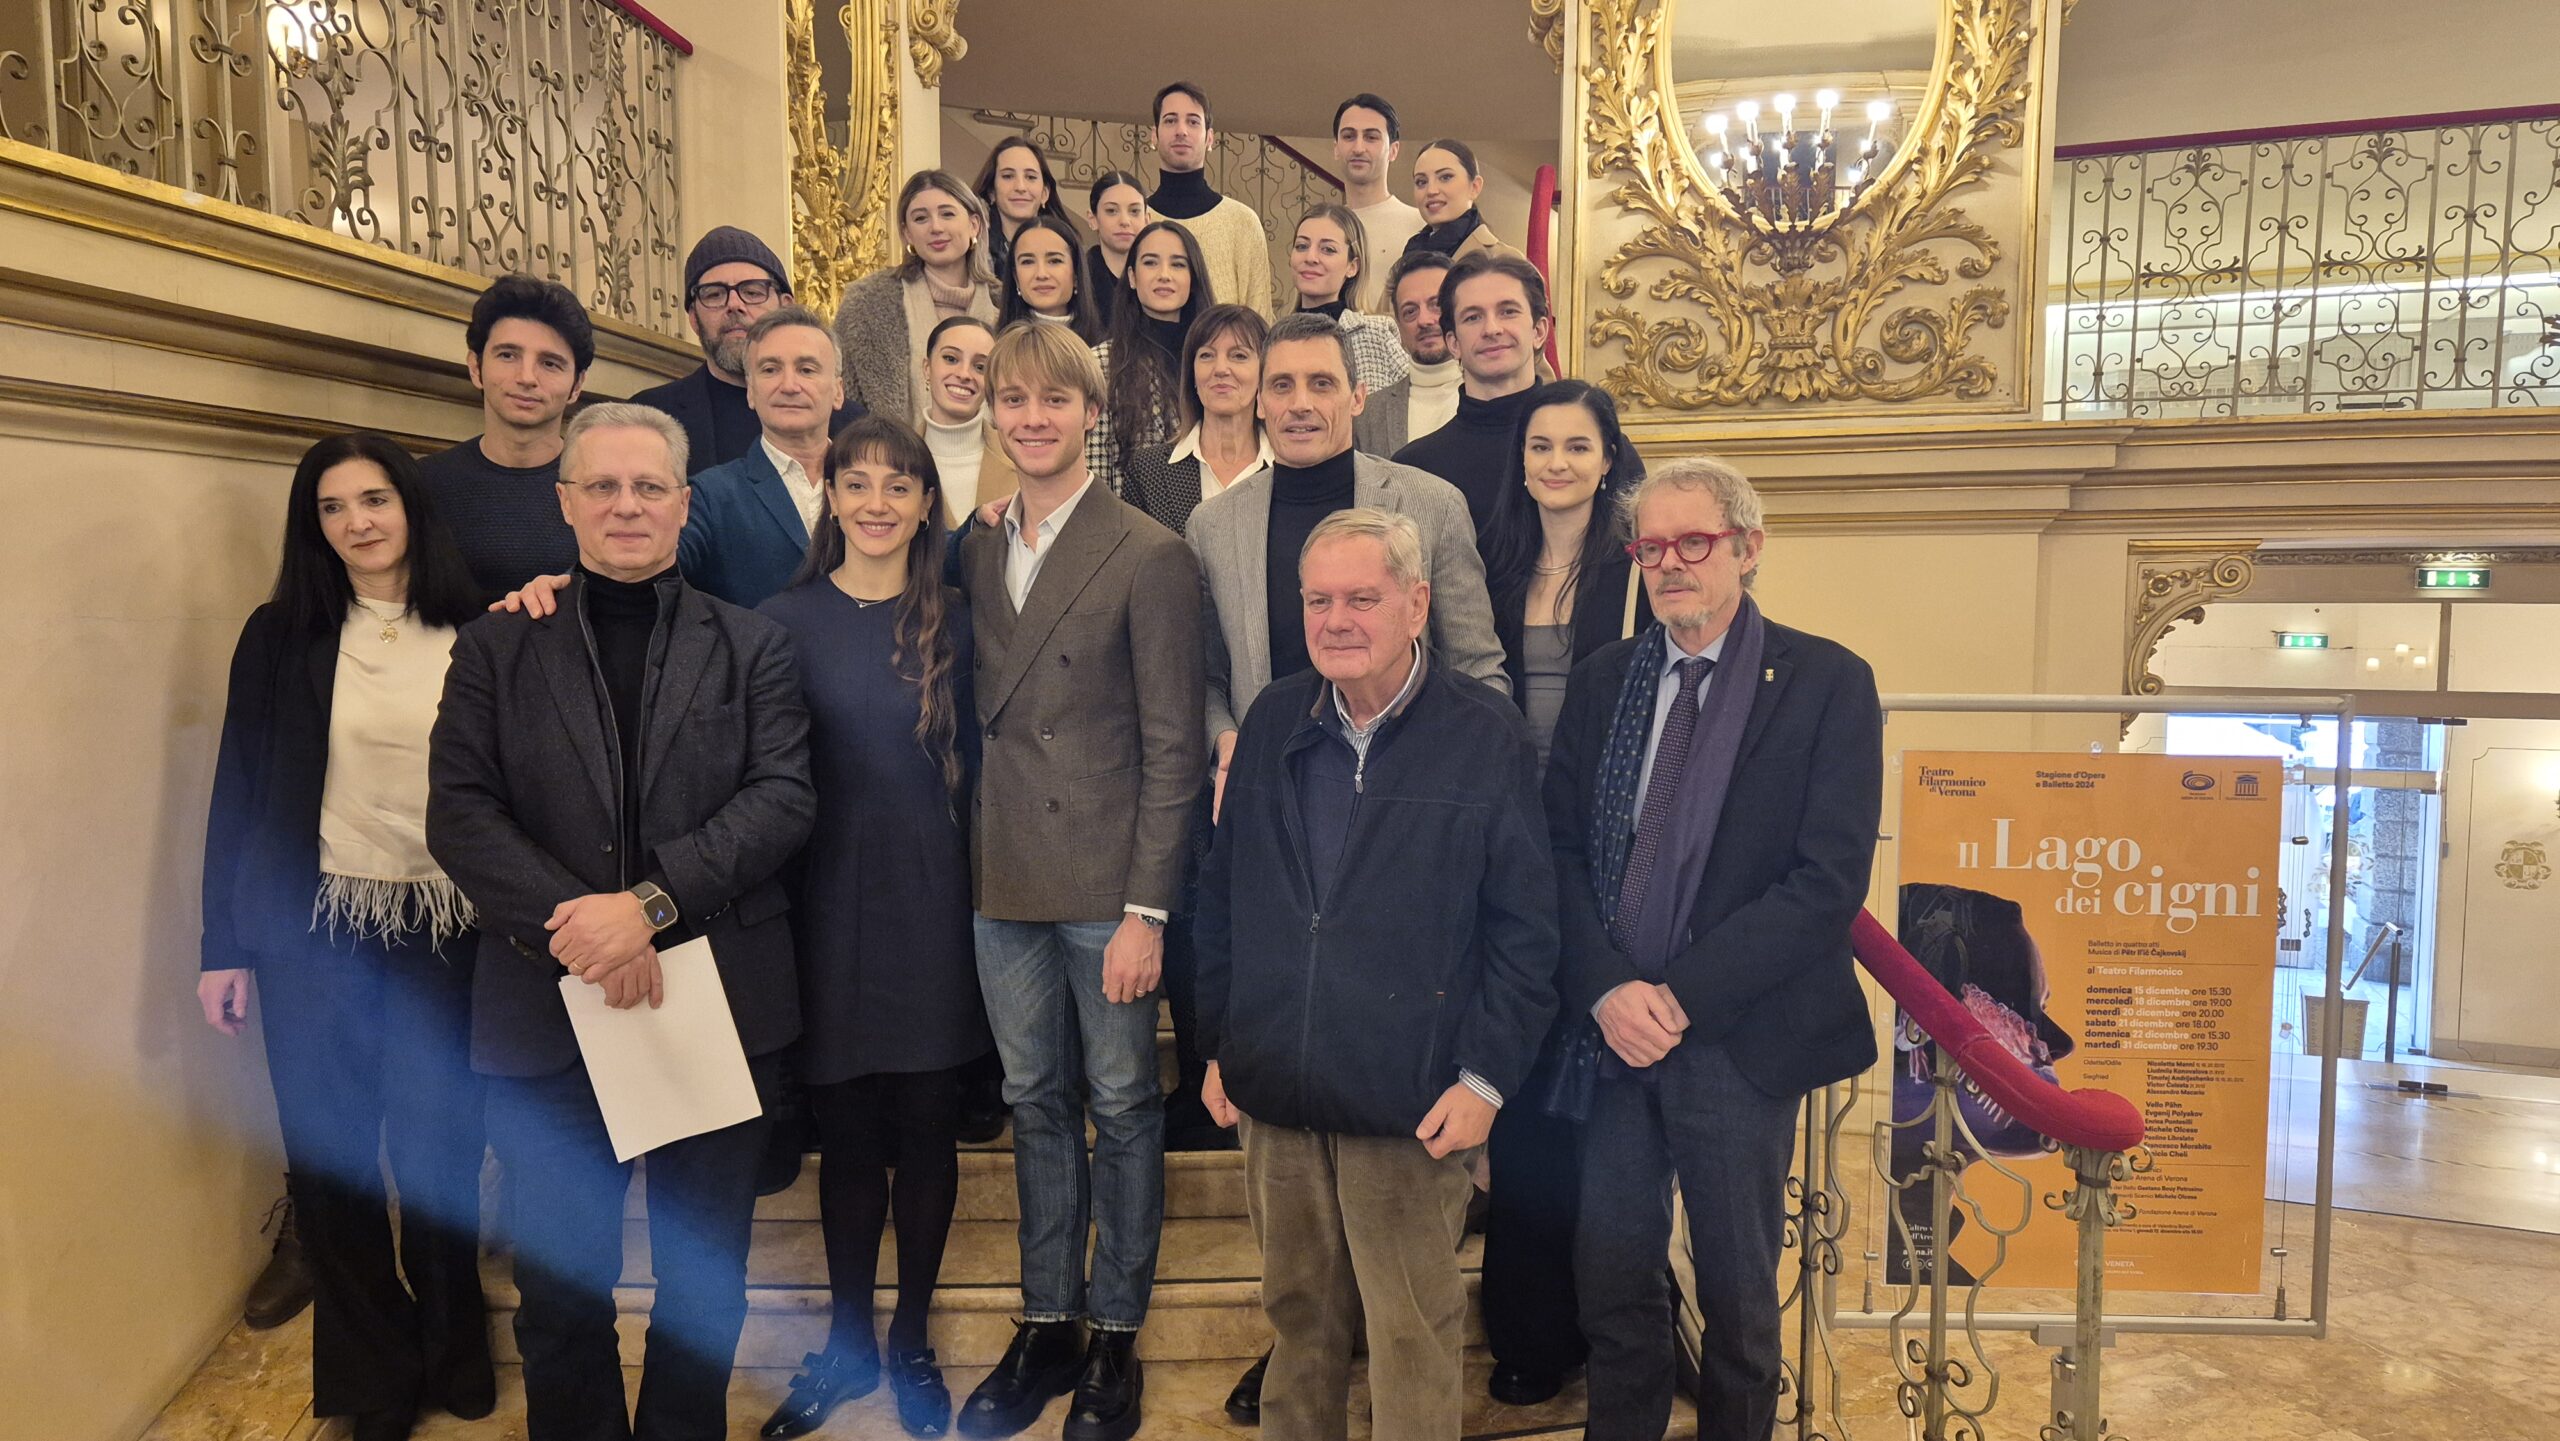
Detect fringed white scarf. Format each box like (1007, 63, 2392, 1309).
(313, 598, 476, 950)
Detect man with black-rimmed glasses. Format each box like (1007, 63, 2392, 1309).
(632, 226, 864, 475)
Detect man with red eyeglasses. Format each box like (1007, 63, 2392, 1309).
(1542, 456, 1882, 1441)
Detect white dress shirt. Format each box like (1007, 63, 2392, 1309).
(1002, 476, 1095, 612)
(1167, 424, 1274, 497)
(761, 436, 824, 536)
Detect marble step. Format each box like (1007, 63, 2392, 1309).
(621, 1145, 1247, 1224)
(364, 1350, 1692, 1441)
(484, 1217, 1489, 1367)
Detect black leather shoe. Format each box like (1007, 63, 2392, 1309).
(349, 1404, 418, 1441)
(761, 1348, 882, 1438)
(1223, 1349, 1268, 1426)
(955, 1102, 1009, 1146)
(243, 1191, 313, 1329)
(1062, 1330, 1142, 1441)
(889, 1347, 954, 1437)
(1487, 1361, 1563, 1407)
(1163, 1123, 1240, 1153)
(956, 1320, 1083, 1437)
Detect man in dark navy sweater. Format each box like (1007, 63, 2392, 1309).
(1194, 506, 1558, 1441)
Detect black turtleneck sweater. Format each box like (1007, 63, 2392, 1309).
(1149, 166, 1220, 221)
(1300, 298, 1349, 321)
(1088, 246, 1124, 325)
(1265, 448, 1359, 682)
(581, 564, 675, 900)
(1393, 385, 1535, 534)
(1404, 206, 1487, 258)
(1143, 313, 1188, 364)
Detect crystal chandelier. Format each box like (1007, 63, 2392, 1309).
(1698, 90, 1902, 269)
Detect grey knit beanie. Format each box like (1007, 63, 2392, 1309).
(683, 226, 791, 297)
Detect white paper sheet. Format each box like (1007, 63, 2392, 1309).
(559, 935, 763, 1162)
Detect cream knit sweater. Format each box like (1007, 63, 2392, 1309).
(1179, 197, 1277, 319)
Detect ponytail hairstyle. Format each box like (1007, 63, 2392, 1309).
(793, 416, 966, 797)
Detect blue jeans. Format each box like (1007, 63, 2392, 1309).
(973, 916, 1165, 1330)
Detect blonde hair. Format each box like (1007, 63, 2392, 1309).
(986, 318, 1106, 408)
(1301, 507, 1425, 588)
(1621, 454, 1764, 585)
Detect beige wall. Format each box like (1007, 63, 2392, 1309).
(2056, 0, 2556, 147)
(0, 4, 777, 1433)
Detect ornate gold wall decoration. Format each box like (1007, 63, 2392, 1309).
(1530, 0, 1569, 73)
(2123, 541, 2260, 698)
(1575, 0, 2044, 413)
(788, 0, 902, 321)
(909, 0, 967, 87)
(2495, 840, 2551, 891)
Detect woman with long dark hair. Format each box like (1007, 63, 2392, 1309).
(996, 214, 1104, 345)
(1085, 169, 1149, 327)
(1089, 218, 1214, 489)
(1472, 380, 1651, 1409)
(974, 136, 1078, 281)
(755, 416, 985, 1440)
(196, 432, 490, 1441)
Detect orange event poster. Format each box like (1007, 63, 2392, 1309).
(1898, 752, 2278, 1294)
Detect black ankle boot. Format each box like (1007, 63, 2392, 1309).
(349, 1403, 417, 1441)
(956, 1320, 1083, 1437)
(1062, 1329, 1142, 1441)
(759, 1348, 882, 1438)
(890, 1347, 954, 1437)
(243, 1190, 313, 1329)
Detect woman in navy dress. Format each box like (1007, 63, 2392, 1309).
(757, 415, 984, 1439)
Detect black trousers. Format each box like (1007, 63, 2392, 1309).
(1157, 911, 1216, 1135)
(487, 1053, 780, 1441)
(258, 928, 488, 1418)
(1479, 1103, 1589, 1376)
(807, 1066, 965, 1354)
(1575, 1041, 1799, 1441)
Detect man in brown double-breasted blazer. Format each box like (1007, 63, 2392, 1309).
(954, 320, 1205, 1441)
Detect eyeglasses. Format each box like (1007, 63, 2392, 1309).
(689, 278, 779, 309)
(1625, 528, 1744, 568)
(565, 478, 681, 504)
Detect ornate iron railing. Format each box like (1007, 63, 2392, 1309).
(0, 0, 687, 334)
(1764, 910, 2147, 1440)
(963, 107, 1343, 311)
(2046, 108, 2560, 418)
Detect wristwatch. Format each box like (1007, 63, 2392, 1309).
(1139, 914, 1166, 930)
(631, 881, 679, 932)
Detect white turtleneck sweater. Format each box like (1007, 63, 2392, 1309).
(1406, 357, 1461, 440)
(926, 410, 988, 515)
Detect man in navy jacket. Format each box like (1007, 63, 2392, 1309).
(1194, 507, 1558, 1441)
(676, 306, 845, 607)
(1545, 457, 1882, 1441)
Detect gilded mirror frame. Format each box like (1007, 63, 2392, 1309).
(1569, 0, 2050, 419)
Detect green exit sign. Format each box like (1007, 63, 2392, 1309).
(2417, 566, 2489, 591)
(2275, 632, 2329, 649)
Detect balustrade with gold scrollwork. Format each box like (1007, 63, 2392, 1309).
(0, 0, 687, 335)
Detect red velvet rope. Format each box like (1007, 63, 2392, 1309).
(1528, 162, 1560, 374)
(1850, 909, 2146, 1154)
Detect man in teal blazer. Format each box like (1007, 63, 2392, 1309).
(676, 305, 846, 607)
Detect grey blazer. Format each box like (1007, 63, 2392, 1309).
(962, 488, 1206, 922)
(1185, 450, 1508, 745)
(1355, 378, 1410, 457)
(427, 572, 817, 1077)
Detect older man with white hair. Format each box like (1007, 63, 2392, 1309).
(1193, 507, 1559, 1441)
(1544, 456, 1882, 1441)
(428, 402, 816, 1441)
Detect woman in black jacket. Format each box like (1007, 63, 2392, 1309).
(196, 432, 489, 1441)
(1470, 379, 1650, 1407)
